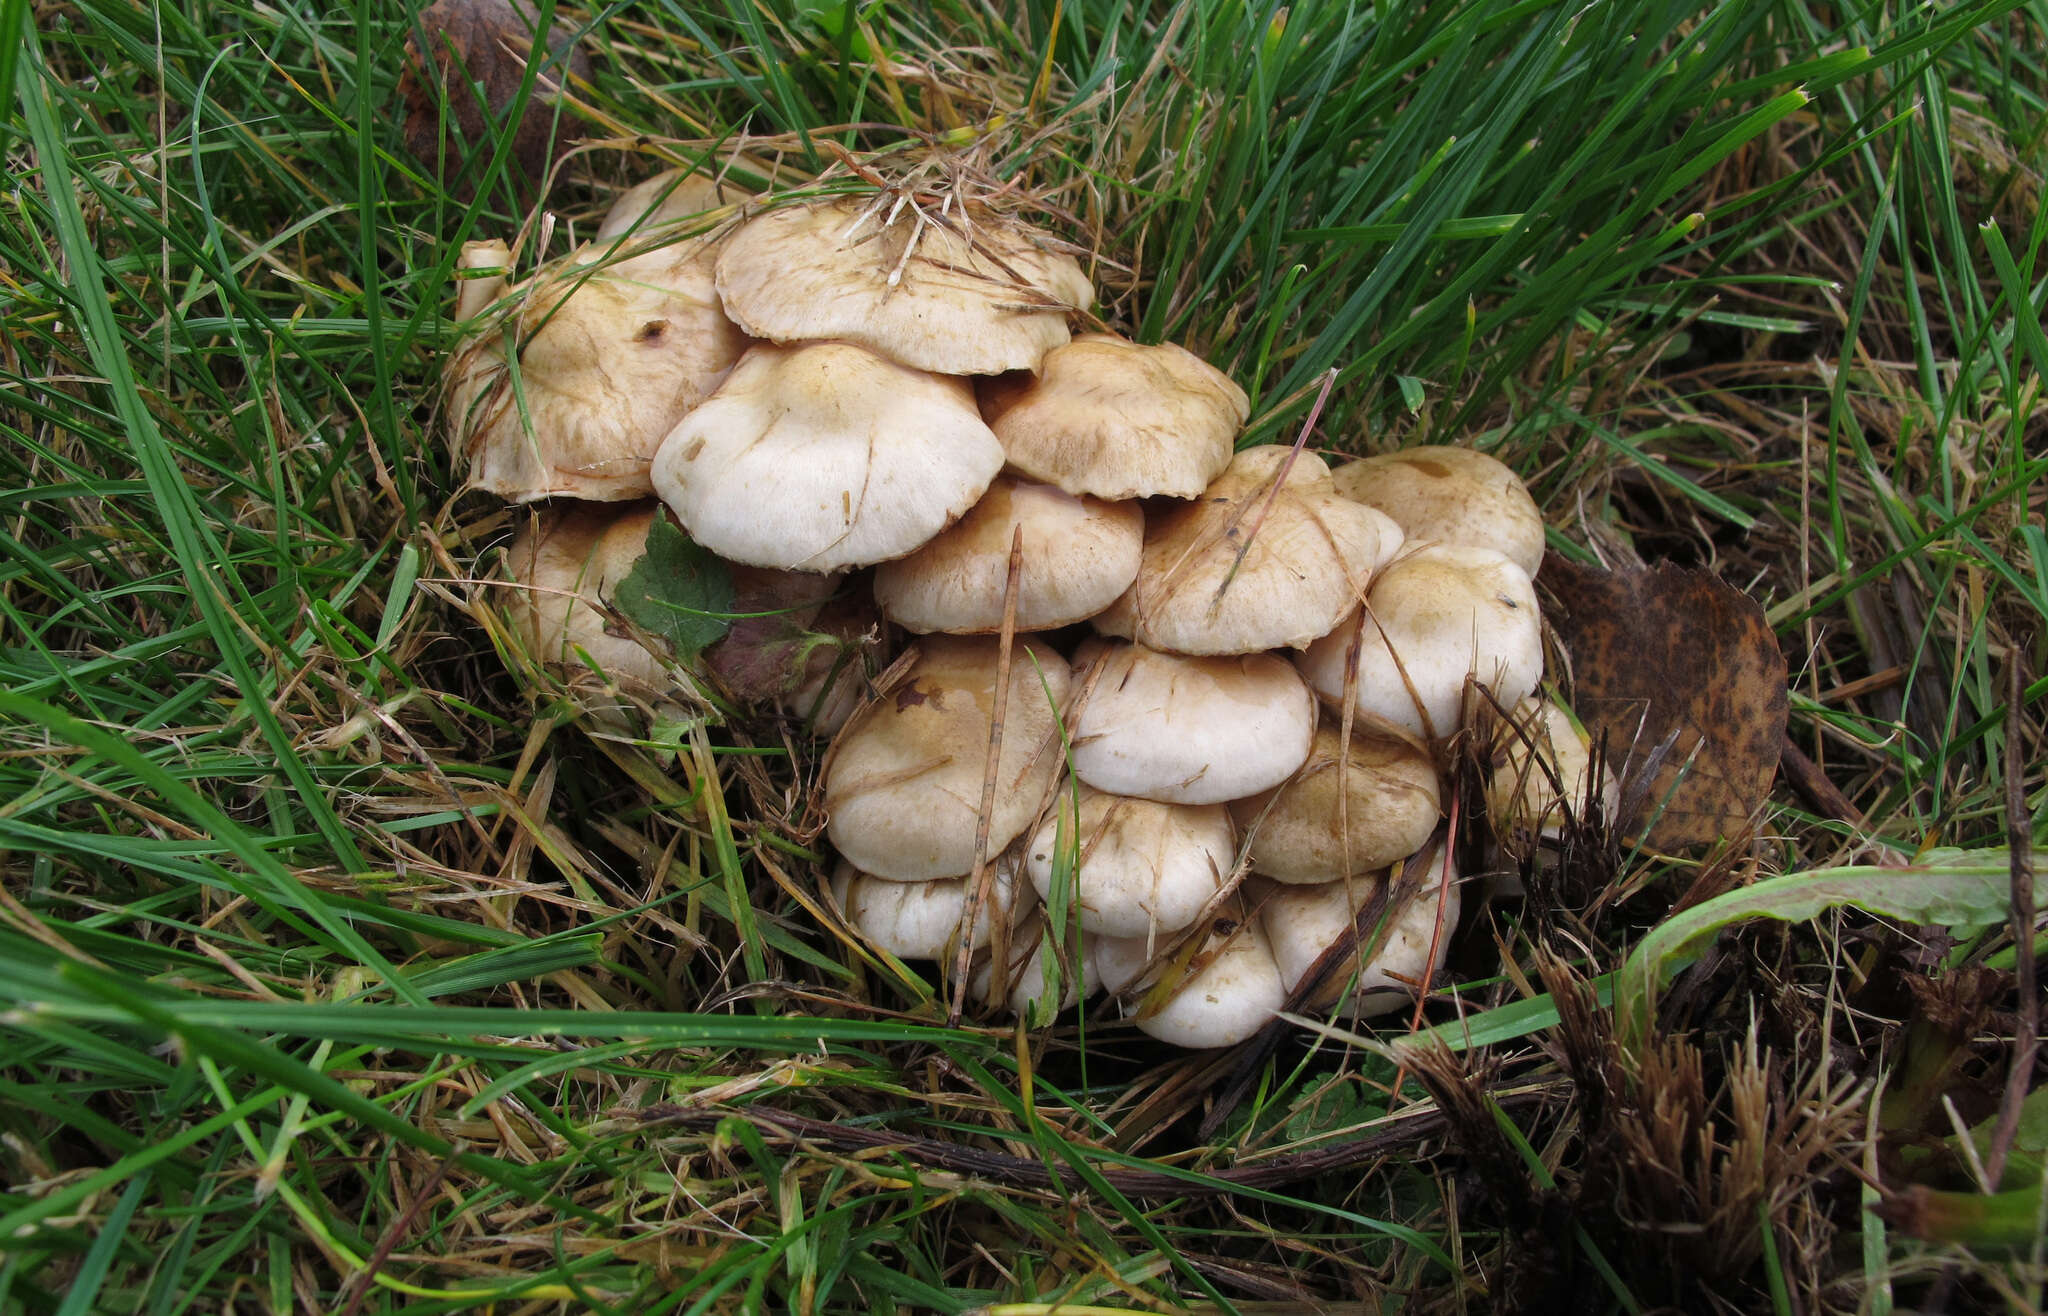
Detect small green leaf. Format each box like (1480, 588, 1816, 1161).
(612, 517, 735, 662)
(1394, 373, 1427, 414)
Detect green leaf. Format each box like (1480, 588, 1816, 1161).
(612, 516, 736, 662)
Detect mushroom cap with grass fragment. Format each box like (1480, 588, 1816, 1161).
(502, 502, 668, 691)
(1331, 445, 1545, 577)
(1230, 722, 1440, 883)
(1094, 445, 1402, 655)
(873, 476, 1142, 634)
(1297, 543, 1543, 741)
(651, 341, 1004, 572)
(1026, 778, 1233, 938)
(824, 635, 1072, 882)
(830, 858, 1024, 962)
(1484, 695, 1618, 842)
(982, 334, 1247, 499)
(447, 234, 748, 503)
(972, 908, 1100, 1017)
(1069, 639, 1316, 806)
(715, 195, 1093, 375)
(1096, 901, 1286, 1049)
(1258, 844, 1461, 1017)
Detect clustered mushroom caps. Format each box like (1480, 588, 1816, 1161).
(454, 161, 1608, 1051)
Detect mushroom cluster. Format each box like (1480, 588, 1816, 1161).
(450, 164, 1597, 1049)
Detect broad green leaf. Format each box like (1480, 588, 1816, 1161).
(612, 516, 736, 662)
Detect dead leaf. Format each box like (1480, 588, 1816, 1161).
(1541, 555, 1787, 849)
(399, 0, 592, 198)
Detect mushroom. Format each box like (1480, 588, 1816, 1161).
(1095, 901, 1286, 1048)
(972, 908, 1100, 1017)
(824, 635, 1072, 882)
(1230, 723, 1441, 883)
(1093, 445, 1402, 655)
(501, 502, 668, 691)
(1258, 844, 1461, 1018)
(1068, 639, 1317, 806)
(1331, 445, 1545, 577)
(1296, 543, 1543, 742)
(1484, 695, 1617, 842)
(1026, 779, 1233, 938)
(650, 341, 1005, 572)
(981, 333, 1247, 499)
(446, 225, 749, 503)
(714, 195, 1093, 375)
(830, 858, 1022, 961)
(872, 476, 1143, 634)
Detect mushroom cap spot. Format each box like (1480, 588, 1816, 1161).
(1094, 445, 1402, 655)
(1330, 445, 1545, 577)
(715, 196, 1093, 376)
(1296, 543, 1543, 741)
(448, 235, 748, 502)
(1258, 847, 1462, 1017)
(1069, 640, 1317, 806)
(1026, 779, 1233, 938)
(502, 502, 669, 689)
(650, 341, 1004, 572)
(1231, 723, 1441, 883)
(824, 636, 1073, 882)
(984, 333, 1247, 499)
(873, 477, 1143, 633)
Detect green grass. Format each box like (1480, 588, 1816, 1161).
(2, 0, 2045, 1312)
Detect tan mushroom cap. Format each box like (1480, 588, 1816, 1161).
(651, 341, 1005, 571)
(1069, 640, 1317, 806)
(1297, 543, 1543, 741)
(830, 858, 1022, 961)
(1485, 696, 1617, 841)
(1259, 845, 1461, 1017)
(824, 636, 1073, 882)
(1026, 779, 1233, 938)
(502, 502, 667, 689)
(595, 170, 733, 243)
(448, 234, 748, 503)
(873, 477, 1142, 634)
(715, 196, 1093, 375)
(1230, 723, 1441, 884)
(1094, 445, 1403, 655)
(1096, 903, 1285, 1048)
(982, 334, 1247, 499)
(1331, 445, 1545, 577)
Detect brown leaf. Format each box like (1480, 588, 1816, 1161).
(399, 0, 593, 198)
(1541, 555, 1787, 849)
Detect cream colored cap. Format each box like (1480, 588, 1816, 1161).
(824, 636, 1073, 882)
(715, 196, 1092, 375)
(1297, 543, 1543, 741)
(448, 237, 748, 503)
(595, 170, 731, 243)
(1484, 696, 1617, 842)
(1094, 445, 1402, 655)
(1026, 779, 1233, 938)
(651, 341, 1005, 571)
(502, 502, 668, 690)
(1259, 845, 1461, 1017)
(830, 858, 1022, 961)
(1331, 445, 1545, 577)
(1097, 904, 1285, 1048)
(1231, 723, 1441, 883)
(983, 334, 1247, 499)
(972, 909, 1101, 1018)
(1069, 640, 1316, 806)
(873, 477, 1142, 634)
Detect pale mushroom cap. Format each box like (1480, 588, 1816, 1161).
(972, 909, 1100, 1017)
(1069, 640, 1317, 806)
(503, 503, 668, 689)
(983, 334, 1248, 499)
(1485, 696, 1617, 839)
(1026, 779, 1234, 938)
(1230, 723, 1442, 883)
(1259, 846, 1462, 1017)
(455, 239, 511, 320)
(595, 170, 733, 243)
(1331, 446, 1545, 577)
(448, 240, 748, 502)
(1094, 445, 1403, 655)
(873, 477, 1143, 633)
(651, 341, 1005, 571)
(824, 636, 1073, 882)
(1099, 908, 1286, 1048)
(715, 196, 1093, 375)
(778, 593, 888, 738)
(830, 858, 1021, 961)
(1297, 543, 1543, 741)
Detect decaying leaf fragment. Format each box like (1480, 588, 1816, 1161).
(400, 0, 592, 196)
(1541, 555, 1787, 849)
